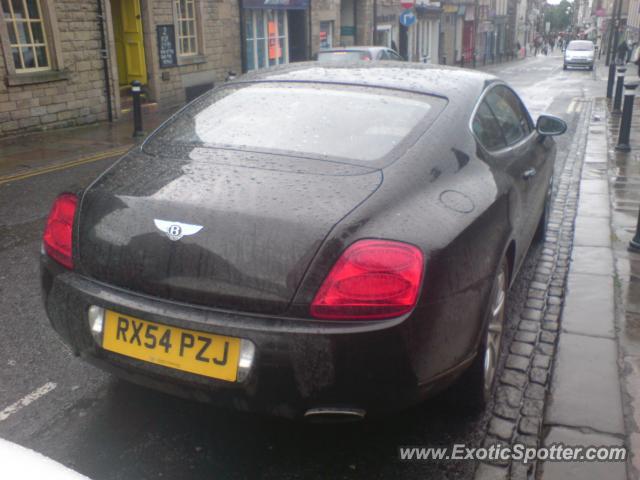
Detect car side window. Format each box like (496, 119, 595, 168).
(484, 86, 532, 145)
(377, 50, 387, 60)
(472, 100, 507, 151)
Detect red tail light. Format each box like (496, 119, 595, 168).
(43, 193, 78, 269)
(311, 240, 424, 320)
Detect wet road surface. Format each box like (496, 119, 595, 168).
(0, 53, 602, 479)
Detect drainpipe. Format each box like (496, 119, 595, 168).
(97, 0, 113, 122)
(239, 0, 247, 73)
(308, 2, 312, 59)
(373, 0, 378, 45)
(606, 0, 619, 66)
(353, 0, 358, 45)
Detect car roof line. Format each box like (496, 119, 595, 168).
(222, 78, 449, 101)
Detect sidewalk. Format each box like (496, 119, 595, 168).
(0, 107, 176, 183)
(539, 71, 640, 479)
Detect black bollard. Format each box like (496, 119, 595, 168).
(629, 204, 640, 252)
(613, 66, 627, 113)
(607, 61, 617, 99)
(616, 81, 640, 152)
(131, 80, 144, 138)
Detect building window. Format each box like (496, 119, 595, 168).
(376, 25, 392, 48)
(175, 0, 198, 56)
(244, 9, 288, 71)
(319, 21, 333, 49)
(1, 0, 50, 71)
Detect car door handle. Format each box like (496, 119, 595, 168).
(522, 168, 537, 180)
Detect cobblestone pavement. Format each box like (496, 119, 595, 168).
(475, 96, 594, 480)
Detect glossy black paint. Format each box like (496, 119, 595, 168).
(41, 63, 556, 418)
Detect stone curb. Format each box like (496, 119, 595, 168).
(475, 98, 592, 480)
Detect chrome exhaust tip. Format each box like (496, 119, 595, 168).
(303, 407, 366, 423)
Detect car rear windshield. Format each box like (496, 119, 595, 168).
(144, 83, 444, 162)
(317, 51, 372, 62)
(567, 41, 594, 51)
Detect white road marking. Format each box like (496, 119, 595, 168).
(0, 382, 57, 422)
(567, 100, 576, 113)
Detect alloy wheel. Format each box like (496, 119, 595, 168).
(483, 264, 507, 399)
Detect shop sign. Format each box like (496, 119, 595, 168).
(442, 4, 458, 13)
(341, 25, 356, 36)
(157, 25, 177, 68)
(244, 0, 309, 10)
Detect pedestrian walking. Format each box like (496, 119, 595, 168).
(617, 40, 630, 63)
(633, 44, 640, 76)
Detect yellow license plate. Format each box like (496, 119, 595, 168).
(102, 310, 241, 382)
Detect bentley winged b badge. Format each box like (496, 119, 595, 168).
(154, 219, 204, 241)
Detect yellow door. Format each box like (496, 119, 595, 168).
(112, 0, 147, 85)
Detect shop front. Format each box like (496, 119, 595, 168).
(413, 3, 442, 63)
(462, 6, 475, 64)
(241, 0, 309, 72)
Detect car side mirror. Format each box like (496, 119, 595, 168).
(536, 114, 567, 136)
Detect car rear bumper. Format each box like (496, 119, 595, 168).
(41, 257, 469, 419)
(564, 59, 594, 67)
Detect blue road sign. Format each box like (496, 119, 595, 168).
(399, 9, 417, 27)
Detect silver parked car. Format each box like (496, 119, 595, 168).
(564, 40, 595, 70)
(317, 46, 405, 63)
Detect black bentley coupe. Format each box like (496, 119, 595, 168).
(41, 63, 566, 420)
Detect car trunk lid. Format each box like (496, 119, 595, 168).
(77, 149, 382, 314)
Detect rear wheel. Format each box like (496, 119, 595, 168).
(454, 258, 508, 410)
(534, 180, 552, 243)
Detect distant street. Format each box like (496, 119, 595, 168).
(0, 53, 606, 480)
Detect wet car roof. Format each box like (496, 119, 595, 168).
(231, 62, 499, 105)
(319, 46, 387, 54)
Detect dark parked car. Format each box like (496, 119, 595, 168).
(317, 46, 404, 62)
(41, 63, 566, 420)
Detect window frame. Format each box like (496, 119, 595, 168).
(319, 20, 334, 50)
(0, 0, 64, 81)
(469, 83, 536, 152)
(173, 0, 205, 64)
(244, 9, 289, 71)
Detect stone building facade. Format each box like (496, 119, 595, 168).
(0, 0, 242, 137)
(0, 1, 109, 136)
(1, 0, 537, 140)
(0, 0, 378, 138)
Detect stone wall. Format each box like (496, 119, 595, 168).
(144, 0, 241, 106)
(0, 1, 108, 137)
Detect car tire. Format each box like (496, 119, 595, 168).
(563, 64, 567, 70)
(451, 258, 508, 411)
(534, 179, 552, 243)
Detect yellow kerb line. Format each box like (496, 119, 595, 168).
(0, 146, 131, 186)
